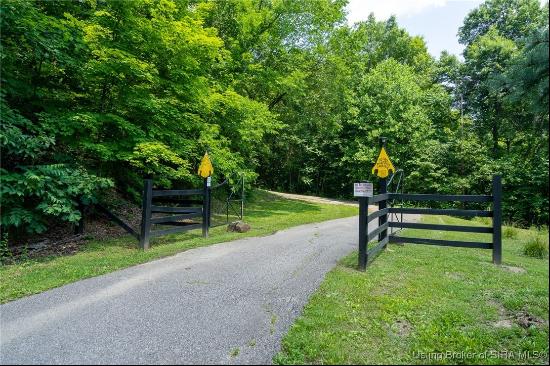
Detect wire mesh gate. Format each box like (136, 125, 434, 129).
(209, 175, 245, 228)
(358, 175, 502, 271)
(386, 169, 404, 235)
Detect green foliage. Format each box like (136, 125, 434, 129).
(349, 59, 440, 181)
(0, 0, 548, 241)
(0, 97, 112, 234)
(407, 127, 493, 196)
(1, 164, 112, 231)
(458, 0, 544, 45)
(455, 0, 549, 225)
(498, 26, 549, 118)
(128, 142, 191, 188)
(0, 233, 11, 265)
(503, 226, 519, 239)
(497, 153, 549, 226)
(523, 235, 549, 259)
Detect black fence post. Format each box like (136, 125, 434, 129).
(202, 178, 210, 237)
(358, 196, 368, 271)
(139, 179, 153, 250)
(492, 175, 502, 264)
(378, 137, 388, 246)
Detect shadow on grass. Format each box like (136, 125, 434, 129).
(338, 252, 361, 271)
(54, 191, 320, 253)
(1, 190, 331, 268)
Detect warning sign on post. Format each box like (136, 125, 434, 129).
(354, 182, 373, 197)
(198, 152, 214, 178)
(372, 147, 395, 178)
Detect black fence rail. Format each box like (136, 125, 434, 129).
(76, 175, 246, 250)
(358, 175, 502, 271)
(140, 178, 210, 250)
(76, 178, 212, 250)
(95, 204, 139, 240)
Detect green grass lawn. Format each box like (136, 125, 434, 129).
(0, 190, 357, 303)
(275, 215, 549, 365)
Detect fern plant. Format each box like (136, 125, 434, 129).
(0, 97, 112, 236)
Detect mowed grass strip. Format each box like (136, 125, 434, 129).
(275, 215, 549, 365)
(0, 190, 358, 303)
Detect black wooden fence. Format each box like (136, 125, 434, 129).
(76, 178, 212, 250)
(139, 178, 211, 250)
(358, 175, 502, 271)
(78, 176, 247, 250)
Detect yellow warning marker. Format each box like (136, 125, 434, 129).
(372, 147, 395, 178)
(198, 152, 213, 178)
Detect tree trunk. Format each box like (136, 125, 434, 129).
(492, 122, 498, 155)
(492, 104, 500, 156)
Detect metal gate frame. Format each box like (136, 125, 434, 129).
(209, 175, 245, 227)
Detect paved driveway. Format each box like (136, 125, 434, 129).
(0, 215, 414, 364)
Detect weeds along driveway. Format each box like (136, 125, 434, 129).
(1, 216, 362, 364)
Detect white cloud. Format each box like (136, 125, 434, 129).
(346, 0, 466, 23)
(346, 0, 547, 24)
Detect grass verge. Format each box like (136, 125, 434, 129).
(0, 190, 358, 303)
(275, 215, 549, 365)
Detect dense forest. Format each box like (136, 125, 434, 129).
(1, 0, 548, 243)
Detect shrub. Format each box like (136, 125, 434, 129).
(503, 226, 518, 239)
(523, 235, 549, 259)
(0, 98, 113, 236)
(127, 142, 192, 188)
(0, 233, 11, 265)
(475, 216, 492, 226)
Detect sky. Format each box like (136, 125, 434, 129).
(345, 0, 484, 58)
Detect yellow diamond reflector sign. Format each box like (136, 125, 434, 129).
(198, 152, 214, 178)
(372, 147, 395, 178)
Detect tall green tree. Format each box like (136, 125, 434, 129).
(1, 0, 548, 241)
(458, 0, 544, 45)
(456, 0, 549, 224)
(462, 27, 519, 155)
